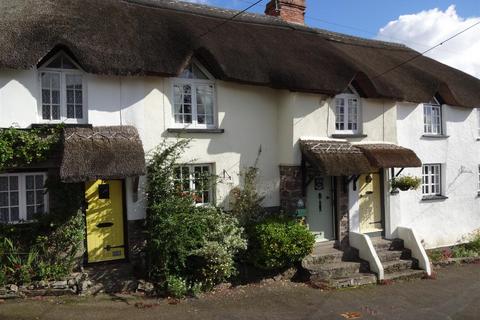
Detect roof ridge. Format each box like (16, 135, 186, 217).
(123, 0, 409, 50)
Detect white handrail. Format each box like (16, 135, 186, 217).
(349, 231, 384, 280)
(397, 226, 432, 276)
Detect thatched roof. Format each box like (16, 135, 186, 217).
(60, 126, 145, 183)
(1, 0, 480, 107)
(300, 140, 373, 176)
(300, 139, 422, 176)
(353, 143, 422, 168)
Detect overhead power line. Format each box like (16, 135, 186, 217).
(372, 20, 480, 79)
(197, 0, 266, 40)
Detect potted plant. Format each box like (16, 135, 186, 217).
(391, 175, 421, 191)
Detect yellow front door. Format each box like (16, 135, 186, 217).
(359, 173, 383, 234)
(85, 180, 126, 263)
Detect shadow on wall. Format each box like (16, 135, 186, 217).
(161, 82, 280, 209)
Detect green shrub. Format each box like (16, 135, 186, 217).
(0, 267, 5, 286)
(146, 139, 247, 296)
(166, 275, 188, 298)
(229, 167, 265, 226)
(248, 217, 315, 270)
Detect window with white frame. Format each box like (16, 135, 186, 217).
(424, 98, 442, 135)
(422, 164, 442, 196)
(173, 164, 213, 204)
(335, 86, 360, 133)
(172, 61, 216, 128)
(0, 173, 47, 223)
(477, 165, 480, 191)
(477, 108, 480, 137)
(39, 52, 86, 123)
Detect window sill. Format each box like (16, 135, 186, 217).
(167, 128, 224, 134)
(421, 195, 448, 201)
(331, 133, 367, 138)
(421, 134, 449, 139)
(31, 123, 92, 129)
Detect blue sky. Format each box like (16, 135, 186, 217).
(191, 0, 480, 78)
(197, 0, 480, 38)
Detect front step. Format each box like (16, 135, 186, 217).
(383, 269, 425, 282)
(313, 273, 377, 289)
(382, 259, 414, 273)
(303, 244, 376, 289)
(309, 261, 370, 279)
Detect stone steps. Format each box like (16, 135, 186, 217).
(382, 259, 414, 273)
(312, 272, 377, 289)
(376, 249, 404, 262)
(308, 260, 370, 279)
(383, 269, 425, 282)
(371, 238, 404, 251)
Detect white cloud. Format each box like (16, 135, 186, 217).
(377, 5, 480, 78)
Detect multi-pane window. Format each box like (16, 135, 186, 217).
(424, 99, 442, 134)
(0, 176, 20, 223)
(477, 165, 480, 191)
(422, 164, 442, 196)
(40, 53, 85, 122)
(25, 175, 46, 220)
(41, 72, 61, 120)
(173, 164, 213, 204)
(66, 74, 83, 119)
(0, 173, 47, 223)
(477, 108, 480, 137)
(173, 61, 215, 128)
(335, 91, 360, 133)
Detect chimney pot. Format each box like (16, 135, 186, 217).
(265, 0, 306, 25)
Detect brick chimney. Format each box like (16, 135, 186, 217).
(265, 0, 306, 25)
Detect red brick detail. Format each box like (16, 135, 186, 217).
(279, 165, 304, 214)
(265, 0, 306, 25)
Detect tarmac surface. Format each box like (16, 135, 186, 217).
(0, 263, 479, 320)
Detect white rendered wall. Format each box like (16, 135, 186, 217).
(0, 69, 281, 220)
(392, 102, 480, 248)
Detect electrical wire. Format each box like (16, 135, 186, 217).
(372, 20, 480, 79)
(197, 0, 266, 39)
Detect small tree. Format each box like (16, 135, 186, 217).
(229, 166, 266, 227)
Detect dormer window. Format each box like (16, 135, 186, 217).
(334, 86, 361, 134)
(424, 97, 442, 135)
(38, 52, 86, 123)
(172, 60, 216, 128)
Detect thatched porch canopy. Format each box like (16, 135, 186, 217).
(299, 139, 373, 176)
(353, 143, 422, 168)
(60, 126, 145, 183)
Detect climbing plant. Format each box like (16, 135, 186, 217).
(0, 125, 85, 283)
(0, 126, 62, 171)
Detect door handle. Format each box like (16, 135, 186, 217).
(366, 191, 374, 194)
(104, 244, 125, 251)
(97, 222, 114, 228)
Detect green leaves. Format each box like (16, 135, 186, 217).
(248, 217, 315, 270)
(145, 139, 247, 296)
(0, 126, 62, 171)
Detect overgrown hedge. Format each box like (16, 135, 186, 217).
(146, 140, 246, 297)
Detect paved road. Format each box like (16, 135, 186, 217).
(1, 264, 479, 320)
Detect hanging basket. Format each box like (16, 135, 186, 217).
(391, 175, 421, 192)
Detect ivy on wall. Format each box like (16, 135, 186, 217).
(0, 125, 85, 284)
(0, 126, 62, 171)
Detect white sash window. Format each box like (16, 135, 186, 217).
(172, 61, 216, 128)
(0, 173, 48, 223)
(334, 86, 361, 134)
(39, 52, 86, 124)
(424, 98, 442, 135)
